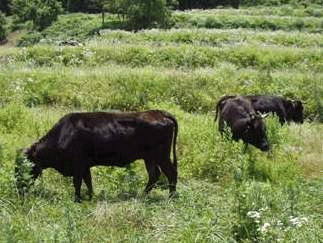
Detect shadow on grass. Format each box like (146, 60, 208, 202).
(102, 20, 128, 30)
(95, 185, 177, 205)
(95, 189, 172, 203)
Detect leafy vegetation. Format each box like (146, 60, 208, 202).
(0, 4, 323, 242)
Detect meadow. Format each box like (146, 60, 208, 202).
(0, 5, 323, 242)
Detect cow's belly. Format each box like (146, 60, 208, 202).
(86, 140, 144, 167)
(90, 151, 140, 167)
(75, 131, 162, 166)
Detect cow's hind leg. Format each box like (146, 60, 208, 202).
(72, 156, 90, 202)
(83, 167, 93, 200)
(218, 117, 225, 133)
(143, 160, 161, 194)
(156, 155, 177, 196)
(73, 176, 83, 203)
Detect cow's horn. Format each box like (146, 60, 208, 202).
(250, 112, 256, 120)
(257, 111, 269, 119)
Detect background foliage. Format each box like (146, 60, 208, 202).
(10, 0, 63, 30)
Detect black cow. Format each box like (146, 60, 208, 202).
(25, 110, 178, 202)
(217, 95, 304, 125)
(215, 96, 270, 151)
(247, 95, 303, 125)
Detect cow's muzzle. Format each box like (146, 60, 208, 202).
(31, 164, 42, 179)
(260, 142, 270, 151)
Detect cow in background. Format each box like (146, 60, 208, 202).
(25, 110, 178, 202)
(247, 95, 303, 125)
(215, 96, 270, 151)
(217, 95, 304, 125)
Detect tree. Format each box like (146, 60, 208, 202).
(0, 0, 11, 14)
(0, 11, 7, 43)
(95, 0, 109, 25)
(105, 0, 129, 20)
(177, 0, 240, 9)
(60, 0, 87, 12)
(129, 0, 171, 30)
(106, 0, 173, 30)
(11, 0, 63, 30)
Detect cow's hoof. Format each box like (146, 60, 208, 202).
(169, 191, 179, 199)
(74, 197, 82, 203)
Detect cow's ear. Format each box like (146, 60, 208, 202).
(25, 144, 36, 158)
(24, 147, 31, 156)
(293, 100, 303, 109)
(249, 113, 256, 121)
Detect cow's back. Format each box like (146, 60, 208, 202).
(221, 96, 253, 122)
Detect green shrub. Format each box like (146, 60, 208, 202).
(15, 150, 34, 197)
(43, 13, 101, 41)
(16, 31, 43, 47)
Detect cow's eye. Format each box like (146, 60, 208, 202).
(246, 124, 251, 132)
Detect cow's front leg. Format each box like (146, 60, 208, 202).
(143, 160, 161, 194)
(73, 176, 83, 202)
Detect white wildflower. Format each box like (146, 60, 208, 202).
(259, 207, 268, 212)
(247, 211, 261, 223)
(261, 222, 271, 233)
(276, 220, 283, 228)
(289, 216, 309, 228)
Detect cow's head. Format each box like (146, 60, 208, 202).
(291, 100, 304, 123)
(24, 144, 43, 179)
(241, 113, 270, 151)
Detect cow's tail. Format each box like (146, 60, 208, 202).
(164, 112, 178, 170)
(215, 95, 236, 122)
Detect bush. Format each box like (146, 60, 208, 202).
(16, 31, 43, 47)
(43, 13, 101, 41)
(15, 150, 34, 197)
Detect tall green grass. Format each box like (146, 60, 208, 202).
(0, 62, 322, 118)
(174, 8, 323, 32)
(5, 41, 323, 70)
(98, 28, 323, 48)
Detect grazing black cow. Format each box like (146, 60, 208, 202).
(247, 95, 303, 125)
(25, 110, 178, 202)
(215, 96, 270, 151)
(217, 95, 304, 125)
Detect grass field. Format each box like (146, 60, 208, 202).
(0, 5, 323, 242)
